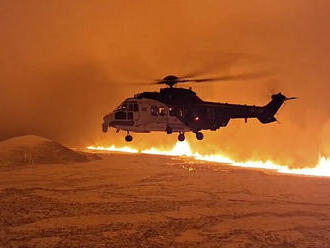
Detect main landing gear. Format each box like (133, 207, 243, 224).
(177, 132, 204, 142)
(195, 132, 204, 140)
(178, 133, 185, 142)
(166, 127, 173, 134)
(125, 131, 133, 142)
(123, 130, 203, 142)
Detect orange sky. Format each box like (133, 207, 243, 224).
(1, 0, 330, 167)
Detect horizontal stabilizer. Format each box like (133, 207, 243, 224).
(285, 96, 298, 101)
(257, 116, 277, 124)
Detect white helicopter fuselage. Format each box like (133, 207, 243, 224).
(102, 98, 190, 133)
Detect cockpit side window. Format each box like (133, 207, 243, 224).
(133, 104, 139, 112)
(115, 111, 126, 120)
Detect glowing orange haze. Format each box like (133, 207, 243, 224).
(1, 1, 330, 168)
(87, 141, 330, 177)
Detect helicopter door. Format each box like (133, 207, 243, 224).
(158, 105, 167, 130)
(128, 102, 140, 125)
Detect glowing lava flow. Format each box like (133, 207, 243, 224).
(87, 141, 330, 177)
(87, 145, 138, 153)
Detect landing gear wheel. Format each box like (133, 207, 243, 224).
(166, 127, 173, 134)
(125, 135, 133, 142)
(178, 133, 185, 142)
(196, 132, 204, 140)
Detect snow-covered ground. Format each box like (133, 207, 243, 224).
(1, 152, 330, 247)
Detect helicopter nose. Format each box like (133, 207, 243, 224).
(109, 113, 115, 124)
(109, 113, 115, 123)
(102, 113, 114, 132)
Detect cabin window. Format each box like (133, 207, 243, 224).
(178, 107, 184, 117)
(151, 106, 158, 116)
(133, 104, 139, 112)
(159, 106, 166, 116)
(115, 111, 126, 120)
(169, 107, 176, 116)
(128, 104, 134, 112)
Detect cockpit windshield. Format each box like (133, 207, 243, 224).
(115, 102, 128, 111)
(115, 100, 139, 112)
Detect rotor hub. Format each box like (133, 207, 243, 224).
(162, 75, 179, 87)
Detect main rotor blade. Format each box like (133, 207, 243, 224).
(127, 68, 272, 86)
(177, 71, 271, 83)
(180, 52, 259, 79)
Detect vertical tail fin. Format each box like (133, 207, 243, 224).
(257, 93, 295, 124)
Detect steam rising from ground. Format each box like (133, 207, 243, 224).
(1, 1, 330, 168)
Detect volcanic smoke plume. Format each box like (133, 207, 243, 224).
(1, 0, 330, 167)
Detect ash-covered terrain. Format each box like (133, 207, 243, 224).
(0, 136, 330, 247)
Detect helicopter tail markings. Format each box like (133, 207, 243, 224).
(257, 93, 295, 124)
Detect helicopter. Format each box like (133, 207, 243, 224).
(102, 74, 296, 142)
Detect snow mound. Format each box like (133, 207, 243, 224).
(0, 135, 89, 165)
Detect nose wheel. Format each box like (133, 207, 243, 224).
(102, 123, 108, 133)
(178, 133, 185, 142)
(196, 132, 204, 140)
(125, 135, 133, 142)
(125, 131, 133, 142)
